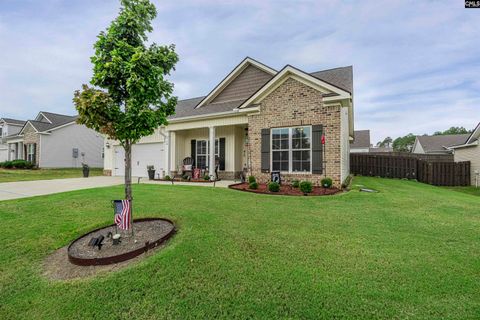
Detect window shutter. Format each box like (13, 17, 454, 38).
(190, 140, 196, 167)
(312, 125, 323, 174)
(219, 138, 225, 171)
(261, 129, 270, 172)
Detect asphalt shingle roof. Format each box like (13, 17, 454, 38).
(27, 112, 78, 132)
(169, 63, 353, 120)
(350, 130, 371, 148)
(310, 66, 353, 94)
(1, 118, 25, 126)
(417, 134, 470, 153)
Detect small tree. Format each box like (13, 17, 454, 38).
(73, 0, 178, 202)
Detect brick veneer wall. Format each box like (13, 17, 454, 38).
(248, 77, 342, 187)
(22, 123, 40, 166)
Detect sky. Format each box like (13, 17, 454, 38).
(0, 0, 479, 144)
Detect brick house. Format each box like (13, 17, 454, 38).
(103, 57, 354, 187)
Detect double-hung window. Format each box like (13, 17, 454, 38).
(271, 126, 311, 173)
(196, 139, 219, 169)
(27, 144, 35, 163)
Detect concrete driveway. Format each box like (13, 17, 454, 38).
(0, 176, 124, 201)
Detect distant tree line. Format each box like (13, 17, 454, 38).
(376, 126, 472, 152)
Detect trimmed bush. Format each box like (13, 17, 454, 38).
(164, 175, 171, 181)
(268, 181, 280, 192)
(300, 181, 313, 194)
(291, 180, 300, 188)
(0, 160, 34, 169)
(248, 181, 258, 190)
(2, 161, 14, 169)
(203, 174, 210, 181)
(248, 175, 256, 184)
(321, 177, 333, 188)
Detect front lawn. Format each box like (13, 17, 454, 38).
(1, 177, 479, 319)
(446, 186, 480, 197)
(0, 167, 103, 183)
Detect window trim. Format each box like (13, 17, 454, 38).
(270, 126, 312, 174)
(195, 139, 219, 170)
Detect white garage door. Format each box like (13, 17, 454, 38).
(113, 143, 165, 178)
(0, 148, 8, 162)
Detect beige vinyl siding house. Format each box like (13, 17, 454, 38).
(103, 57, 354, 187)
(449, 123, 480, 186)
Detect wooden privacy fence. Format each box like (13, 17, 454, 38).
(350, 154, 470, 186)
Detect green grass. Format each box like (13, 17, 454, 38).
(0, 168, 103, 182)
(1, 177, 479, 319)
(446, 186, 480, 197)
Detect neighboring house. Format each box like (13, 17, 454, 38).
(0, 118, 26, 162)
(5, 111, 104, 168)
(350, 130, 370, 153)
(448, 123, 480, 186)
(412, 134, 471, 154)
(104, 57, 354, 187)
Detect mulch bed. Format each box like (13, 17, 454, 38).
(43, 219, 174, 281)
(68, 220, 174, 260)
(153, 178, 214, 183)
(229, 183, 341, 196)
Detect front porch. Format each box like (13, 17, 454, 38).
(166, 121, 248, 180)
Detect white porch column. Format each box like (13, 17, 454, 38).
(7, 143, 11, 161)
(18, 142, 23, 160)
(164, 130, 171, 176)
(169, 131, 176, 173)
(209, 126, 216, 180)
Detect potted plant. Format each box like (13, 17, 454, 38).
(147, 165, 155, 180)
(82, 163, 90, 178)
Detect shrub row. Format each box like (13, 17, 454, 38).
(0, 160, 35, 169)
(247, 176, 334, 193)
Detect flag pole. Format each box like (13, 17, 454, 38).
(130, 198, 134, 237)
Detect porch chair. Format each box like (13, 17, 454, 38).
(181, 157, 194, 178)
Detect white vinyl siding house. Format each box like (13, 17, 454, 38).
(39, 122, 104, 168)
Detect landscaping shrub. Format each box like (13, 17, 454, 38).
(291, 180, 300, 188)
(0, 160, 34, 169)
(248, 181, 258, 189)
(300, 181, 313, 194)
(164, 175, 171, 181)
(321, 177, 333, 188)
(1, 161, 14, 169)
(268, 181, 280, 192)
(182, 174, 190, 181)
(203, 174, 210, 181)
(248, 175, 256, 184)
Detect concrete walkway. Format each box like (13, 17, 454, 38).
(0, 176, 124, 201)
(0, 176, 238, 201)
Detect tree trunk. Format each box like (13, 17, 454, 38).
(124, 140, 133, 201)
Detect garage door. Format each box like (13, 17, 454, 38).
(113, 143, 165, 178)
(0, 148, 7, 162)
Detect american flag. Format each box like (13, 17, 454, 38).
(114, 200, 131, 230)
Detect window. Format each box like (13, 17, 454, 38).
(271, 126, 311, 173)
(196, 139, 219, 169)
(0, 127, 3, 137)
(27, 144, 35, 163)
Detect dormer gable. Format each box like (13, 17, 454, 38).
(195, 57, 276, 109)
